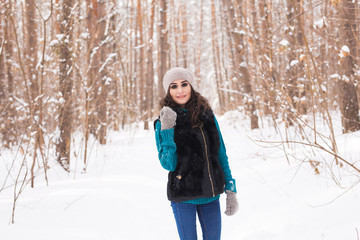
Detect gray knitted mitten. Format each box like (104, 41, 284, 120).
(160, 107, 177, 130)
(224, 190, 239, 216)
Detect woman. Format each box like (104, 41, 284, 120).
(154, 67, 238, 240)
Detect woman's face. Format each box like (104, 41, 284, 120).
(169, 79, 191, 107)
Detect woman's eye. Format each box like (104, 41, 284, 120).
(170, 85, 178, 89)
(181, 83, 188, 87)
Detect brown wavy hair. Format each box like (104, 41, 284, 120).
(160, 86, 211, 127)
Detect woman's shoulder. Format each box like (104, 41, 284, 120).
(202, 107, 215, 121)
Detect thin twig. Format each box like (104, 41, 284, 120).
(307, 179, 360, 208)
(255, 139, 360, 173)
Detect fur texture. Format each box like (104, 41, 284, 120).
(167, 108, 225, 202)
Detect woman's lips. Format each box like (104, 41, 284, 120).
(177, 95, 186, 99)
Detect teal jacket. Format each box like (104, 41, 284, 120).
(155, 112, 236, 204)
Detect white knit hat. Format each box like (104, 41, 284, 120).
(162, 67, 195, 93)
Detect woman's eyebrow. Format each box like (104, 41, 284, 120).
(170, 80, 187, 85)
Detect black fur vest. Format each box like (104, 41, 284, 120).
(157, 107, 225, 202)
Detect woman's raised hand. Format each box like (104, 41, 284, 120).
(160, 107, 177, 130)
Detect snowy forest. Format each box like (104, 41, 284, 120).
(1, 0, 360, 239)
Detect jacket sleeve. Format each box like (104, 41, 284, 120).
(214, 116, 237, 193)
(155, 120, 177, 171)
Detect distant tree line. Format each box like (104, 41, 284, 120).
(0, 0, 359, 178)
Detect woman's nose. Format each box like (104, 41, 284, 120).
(177, 86, 184, 93)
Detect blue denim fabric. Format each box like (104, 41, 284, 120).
(171, 199, 221, 240)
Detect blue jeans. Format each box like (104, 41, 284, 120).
(171, 199, 221, 240)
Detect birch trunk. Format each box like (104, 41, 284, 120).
(57, 0, 74, 171)
(338, 0, 360, 133)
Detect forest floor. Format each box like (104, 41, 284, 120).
(1, 111, 360, 240)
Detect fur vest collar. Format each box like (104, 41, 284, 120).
(167, 107, 225, 202)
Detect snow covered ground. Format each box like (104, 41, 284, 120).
(1, 111, 360, 240)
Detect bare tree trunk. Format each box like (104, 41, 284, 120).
(294, 0, 307, 115)
(35, 0, 53, 185)
(72, 2, 83, 136)
(4, 1, 14, 98)
(83, 0, 94, 170)
(219, 3, 232, 110)
(285, 0, 297, 120)
(97, 0, 108, 144)
(222, 0, 259, 129)
(136, 0, 146, 128)
(89, 0, 100, 136)
(158, 0, 168, 102)
(3, 1, 21, 147)
(180, 1, 188, 68)
(285, 0, 307, 118)
(170, 0, 179, 67)
(221, 1, 238, 111)
(195, 0, 204, 82)
(25, 0, 38, 104)
(120, 0, 135, 126)
(57, 0, 74, 171)
(259, 0, 278, 115)
(338, 0, 360, 133)
(210, 0, 225, 113)
(146, 0, 156, 126)
(107, 0, 120, 131)
(24, 0, 42, 187)
(130, 0, 138, 120)
(0, 29, 5, 136)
